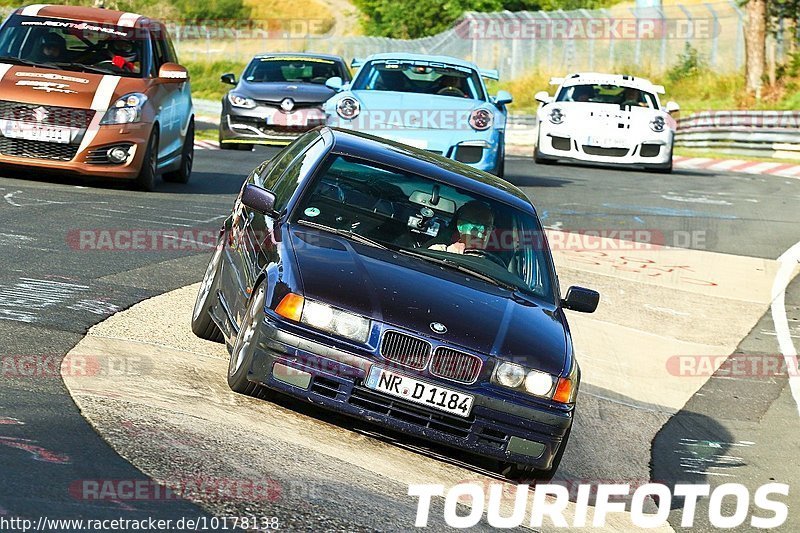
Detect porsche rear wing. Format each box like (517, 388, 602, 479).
(480, 69, 499, 81)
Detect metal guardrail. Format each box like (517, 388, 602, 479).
(675, 111, 800, 160)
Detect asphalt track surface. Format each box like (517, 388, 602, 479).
(0, 148, 799, 531)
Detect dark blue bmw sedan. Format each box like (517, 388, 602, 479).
(192, 127, 599, 480)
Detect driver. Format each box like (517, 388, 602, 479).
(435, 74, 467, 97)
(427, 200, 494, 254)
(571, 85, 594, 102)
(35, 32, 66, 61)
(107, 39, 139, 72)
(620, 86, 644, 107)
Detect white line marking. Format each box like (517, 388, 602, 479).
(770, 241, 800, 418)
(78, 75, 121, 154)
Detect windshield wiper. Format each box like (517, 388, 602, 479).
(395, 248, 518, 291)
(49, 62, 117, 75)
(296, 220, 390, 250)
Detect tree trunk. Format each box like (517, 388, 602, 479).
(744, 0, 767, 97)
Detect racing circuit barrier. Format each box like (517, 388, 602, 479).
(164, 0, 798, 80)
(673, 111, 800, 161)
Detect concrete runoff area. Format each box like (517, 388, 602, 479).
(61, 232, 798, 531)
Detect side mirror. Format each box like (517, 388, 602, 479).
(562, 286, 599, 313)
(158, 63, 189, 82)
(220, 73, 237, 85)
(494, 90, 513, 105)
(534, 91, 552, 104)
(241, 184, 276, 215)
(325, 76, 343, 91)
(665, 101, 680, 114)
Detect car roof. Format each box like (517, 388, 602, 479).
(555, 72, 665, 94)
(252, 52, 346, 63)
(14, 5, 146, 26)
(363, 52, 480, 72)
(322, 127, 534, 214)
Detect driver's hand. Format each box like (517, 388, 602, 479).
(446, 242, 465, 254)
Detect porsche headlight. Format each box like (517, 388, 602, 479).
(493, 360, 562, 400)
(336, 97, 361, 120)
(650, 116, 666, 132)
(548, 108, 564, 124)
(228, 93, 256, 109)
(100, 93, 147, 125)
(469, 108, 493, 131)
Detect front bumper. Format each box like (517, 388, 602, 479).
(0, 122, 152, 179)
(220, 101, 326, 146)
(536, 126, 673, 167)
(331, 124, 503, 173)
(246, 315, 573, 470)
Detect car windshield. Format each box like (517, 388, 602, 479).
(292, 154, 556, 303)
(0, 15, 146, 77)
(243, 57, 343, 84)
(351, 59, 486, 100)
(556, 83, 659, 109)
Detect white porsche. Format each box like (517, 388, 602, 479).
(533, 73, 679, 173)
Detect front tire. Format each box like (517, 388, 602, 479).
(227, 281, 271, 398)
(163, 120, 193, 184)
(533, 130, 555, 165)
(134, 129, 158, 191)
(191, 238, 224, 342)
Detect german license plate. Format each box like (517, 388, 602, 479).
(365, 366, 474, 417)
(586, 135, 623, 147)
(2, 122, 70, 144)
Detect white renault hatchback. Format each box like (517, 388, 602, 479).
(533, 73, 679, 173)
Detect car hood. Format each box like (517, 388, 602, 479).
(237, 81, 335, 105)
(342, 91, 489, 130)
(0, 64, 134, 110)
(288, 227, 568, 375)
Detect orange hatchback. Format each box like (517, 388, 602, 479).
(0, 5, 194, 190)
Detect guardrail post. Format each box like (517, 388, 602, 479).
(630, 7, 642, 66)
(728, 0, 745, 70)
(580, 9, 595, 70)
(539, 11, 554, 69)
(602, 8, 614, 69)
(703, 2, 719, 67)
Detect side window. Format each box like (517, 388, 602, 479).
(151, 26, 172, 72)
(262, 132, 318, 189)
(263, 135, 325, 212)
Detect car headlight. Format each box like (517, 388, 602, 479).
(548, 108, 564, 124)
(275, 293, 371, 343)
(650, 116, 666, 132)
(495, 362, 526, 388)
(336, 97, 360, 120)
(228, 93, 256, 109)
(469, 108, 493, 131)
(100, 93, 147, 125)
(493, 360, 566, 401)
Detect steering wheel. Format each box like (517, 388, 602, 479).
(464, 248, 506, 267)
(436, 86, 467, 97)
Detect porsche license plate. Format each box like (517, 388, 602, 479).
(3, 122, 70, 144)
(586, 135, 624, 147)
(365, 366, 474, 417)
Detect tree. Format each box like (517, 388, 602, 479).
(744, 0, 767, 96)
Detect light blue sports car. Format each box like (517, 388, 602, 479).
(323, 53, 512, 177)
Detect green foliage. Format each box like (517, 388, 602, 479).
(185, 60, 247, 100)
(170, 0, 251, 21)
(666, 43, 704, 84)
